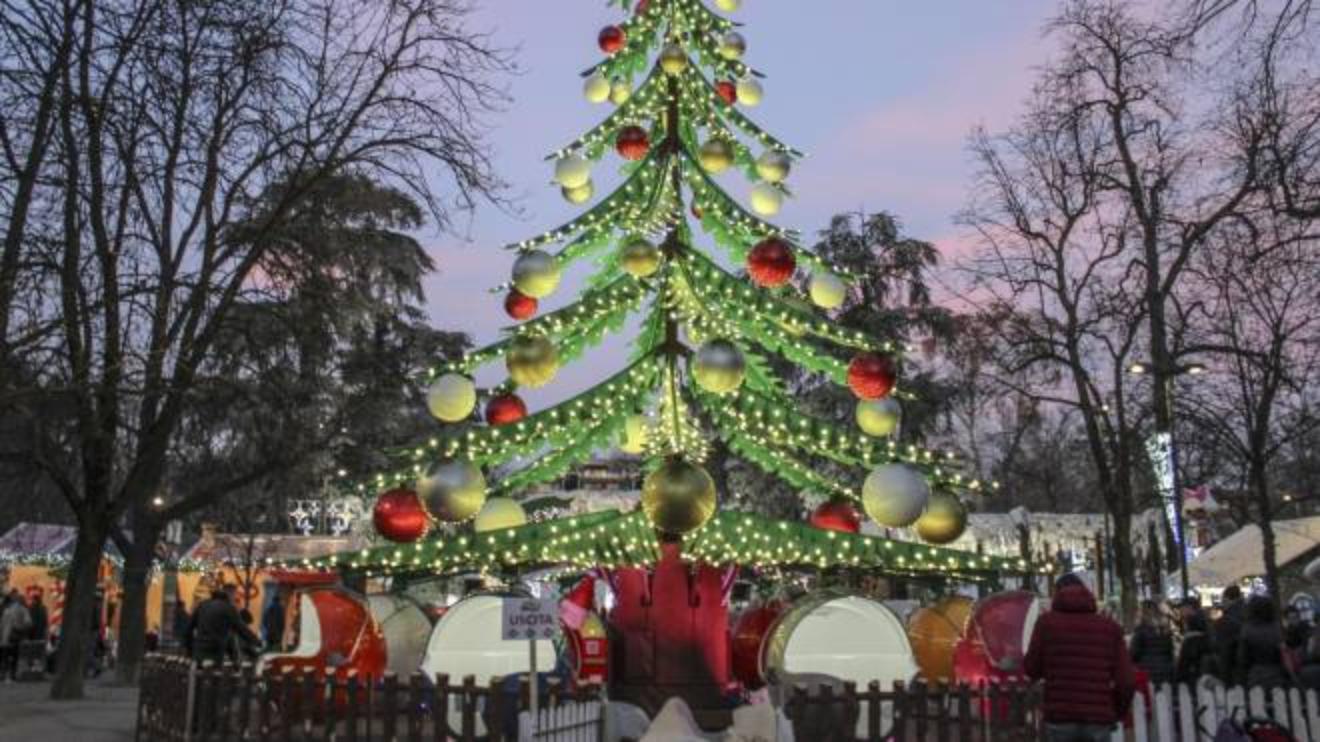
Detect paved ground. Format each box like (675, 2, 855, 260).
(0, 676, 138, 741)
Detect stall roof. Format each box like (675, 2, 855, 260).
(1182, 517, 1320, 587)
(0, 522, 123, 560)
(184, 533, 368, 565)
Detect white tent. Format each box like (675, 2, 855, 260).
(1181, 517, 1320, 587)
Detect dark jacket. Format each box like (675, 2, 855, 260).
(1130, 624, 1176, 685)
(1238, 620, 1289, 688)
(28, 602, 48, 643)
(1213, 600, 1245, 683)
(1024, 584, 1137, 725)
(1175, 630, 1213, 684)
(185, 597, 258, 661)
(172, 606, 191, 643)
(262, 600, 285, 647)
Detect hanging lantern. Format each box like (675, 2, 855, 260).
(848, 353, 898, 400)
(755, 151, 791, 184)
(642, 458, 718, 535)
(692, 339, 746, 394)
(718, 32, 747, 60)
(512, 250, 562, 299)
(598, 25, 626, 54)
(616, 125, 650, 161)
(747, 237, 796, 287)
(504, 290, 538, 321)
(698, 139, 734, 174)
(506, 334, 559, 388)
(856, 397, 901, 437)
(748, 182, 782, 216)
(810, 499, 863, 534)
(716, 81, 737, 105)
(862, 463, 930, 527)
(426, 373, 476, 422)
(485, 393, 528, 426)
(418, 460, 487, 523)
(736, 76, 763, 106)
(715, 0, 741, 12)
(583, 72, 610, 103)
(620, 238, 662, 278)
(610, 80, 632, 105)
(562, 179, 594, 204)
(659, 43, 688, 75)
(553, 154, 591, 189)
(372, 489, 429, 543)
(809, 271, 847, 309)
(473, 497, 528, 533)
(620, 414, 649, 454)
(915, 491, 968, 545)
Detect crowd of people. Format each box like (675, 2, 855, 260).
(0, 588, 48, 681)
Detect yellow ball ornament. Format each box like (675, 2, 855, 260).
(862, 463, 930, 527)
(914, 491, 968, 544)
(809, 271, 847, 309)
(749, 183, 782, 216)
(620, 414, 649, 454)
(426, 374, 476, 422)
(583, 72, 610, 103)
(718, 32, 746, 60)
(698, 139, 735, 174)
(755, 151, 791, 184)
(610, 80, 632, 105)
(642, 458, 718, 536)
(856, 398, 901, 438)
(473, 497, 528, 533)
(512, 250, 561, 299)
(562, 179, 594, 204)
(715, 0, 741, 12)
(736, 77, 763, 106)
(619, 238, 662, 278)
(659, 44, 688, 75)
(553, 154, 591, 189)
(692, 339, 745, 394)
(506, 334, 559, 388)
(418, 460, 487, 523)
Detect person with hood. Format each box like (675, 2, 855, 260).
(1175, 607, 1215, 685)
(1237, 595, 1291, 688)
(1129, 599, 1176, 685)
(1213, 585, 1246, 684)
(1025, 574, 1136, 741)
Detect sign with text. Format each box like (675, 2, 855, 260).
(501, 597, 559, 641)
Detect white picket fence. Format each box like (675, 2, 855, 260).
(1122, 682, 1320, 741)
(517, 699, 605, 741)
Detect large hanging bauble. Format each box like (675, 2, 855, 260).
(506, 334, 559, 388)
(473, 497, 528, 533)
(620, 414, 649, 454)
(512, 250, 562, 299)
(609, 80, 632, 105)
(749, 183, 782, 216)
(562, 179, 594, 204)
(856, 397, 901, 438)
(848, 353, 898, 400)
(716, 81, 737, 106)
(616, 125, 650, 161)
(659, 43, 688, 75)
(620, 238, 662, 278)
(418, 460, 487, 523)
(810, 499, 863, 534)
(715, 0, 741, 12)
(642, 459, 718, 535)
(862, 463, 930, 528)
(808, 271, 847, 309)
(426, 373, 476, 422)
(553, 154, 591, 189)
(485, 393, 527, 426)
(755, 151, 791, 184)
(598, 25, 626, 54)
(731, 601, 784, 688)
(718, 32, 746, 60)
(583, 72, 610, 103)
(692, 339, 746, 394)
(372, 488, 430, 543)
(747, 238, 796, 287)
(736, 76, 763, 106)
(915, 491, 968, 544)
(698, 139, 734, 174)
(504, 290, 538, 321)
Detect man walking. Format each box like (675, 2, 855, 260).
(1025, 574, 1136, 741)
(184, 586, 259, 666)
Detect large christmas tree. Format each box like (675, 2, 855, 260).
(309, 0, 1025, 583)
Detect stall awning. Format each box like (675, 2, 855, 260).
(1182, 517, 1320, 587)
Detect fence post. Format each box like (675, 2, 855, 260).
(957, 683, 972, 742)
(893, 680, 907, 739)
(867, 680, 881, 740)
(431, 674, 450, 742)
(382, 673, 399, 741)
(460, 675, 477, 740)
(407, 673, 425, 742)
(183, 660, 198, 742)
(345, 674, 361, 742)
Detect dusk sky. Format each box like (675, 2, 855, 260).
(424, 2, 1063, 400)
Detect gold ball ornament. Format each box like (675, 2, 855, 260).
(915, 491, 969, 544)
(715, 0, 741, 12)
(620, 414, 649, 454)
(659, 43, 688, 75)
(610, 80, 632, 105)
(692, 339, 746, 394)
(473, 497, 528, 533)
(553, 154, 592, 189)
(418, 460, 487, 523)
(718, 32, 746, 60)
(698, 139, 735, 174)
(642, 458, 718, 535)
(583, 72, 610, 103)
(562, 179, 594, 204)
(749, 182, 783, 216)
(426, 373, 476, 422)
(856, 398, 901, 437)
(511, 250, 562, 299)
(862, 463, 930, 527)
(506, 334, 559, 388)
(755, 151, 791, 183)
(736, 76, 763, 106)
(619, 238, 662, 278)
(809, 271, 847, 309)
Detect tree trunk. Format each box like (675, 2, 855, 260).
(114, 511, 160, 685)
(1253, 464, 1282, 612)
(49, 517, 109, 700)
(1111, 507, 1138, 629)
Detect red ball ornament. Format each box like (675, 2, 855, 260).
(747, 238, 796, 287)
(598, 25, 626, 54)
(716, 80, 737, 106)
(731, 601, 784, 688)
(373, 488, 429, 543)
(635, 0, 650, 14)
(616, 125, 650, 161)
(848, 353, 899, 400)
(810, 499, 862, 534)
(504, 290, 538, 320)
(485, 393, 528, 426)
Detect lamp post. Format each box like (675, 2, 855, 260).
(1127, 359, 1206, 599)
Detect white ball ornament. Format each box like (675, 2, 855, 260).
(749, 183, 783, 216)
(562, 179, 594, 204)
(610, 80, 632, 105)
(718, 32, 746, 60)
(426, 374, 476, 422)
(862, 463, 931, 527)
(715, 0, 741, 12)
(736, 76, 763, 107)
(755, 151, 791, 184)
(583, 72, 611, 103)
(620, 414, 649, 454)
(511, 250, 562, 299)
(553, 154, 592, 189)
(856, 397, 902, 438)
(473, 497, 527, 532)
(809, 271, 847, 309)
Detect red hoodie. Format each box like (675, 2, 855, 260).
(1023, 583, 1136, 725)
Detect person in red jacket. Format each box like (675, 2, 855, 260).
(1025, 574, 1137, 741)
